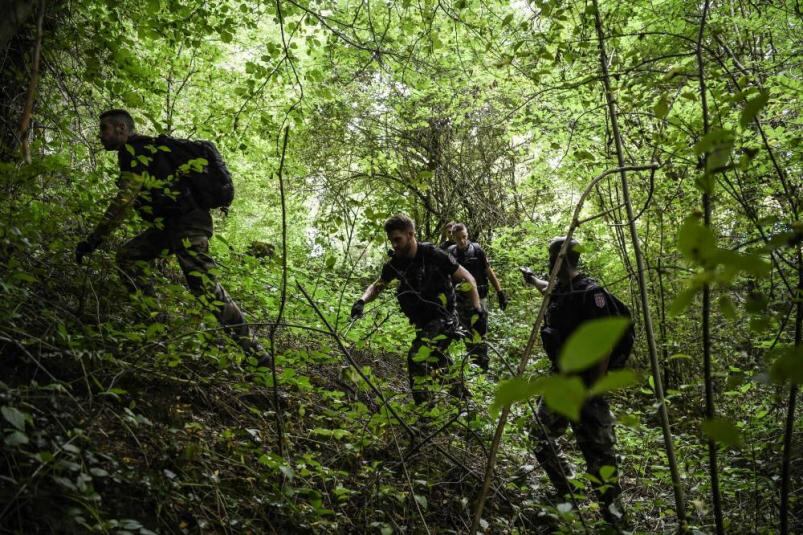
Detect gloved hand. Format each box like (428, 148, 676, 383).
(471, 306, 488, 336)
(497, 290, 508, 311)
(76, 235, 101, 264)
(351, 299, 365, 319)
(519, 266, 537, 285)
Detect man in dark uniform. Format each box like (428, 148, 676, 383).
(75, 109, 268, 365)
(447, 223, 508, 371)
(522, 237, 629, 528)
(438, 221, 456, 250)
(351, 214, 483, 404)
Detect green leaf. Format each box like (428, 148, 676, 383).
(668, 353, 692, 361)
(589, 369, 639, 396)
(5, 430, 28, 446)
(1, 406, 27, 431)
(411, 345, 432, 363)
(770, 346, 803, 385)
(718, 295, 737, 320)
(490, 377, 543, 416)
(599, 465, 617, 482)
(668, 286, 698, 316)
(740, 90, 769, 128)
(414, 494, 428, 510)
(558, 317, 631, 373)
(653, 94, 670, 119)
(701, 417, 742, 448)
(677, 215, 716, 263)
(541, 376, 587, 421)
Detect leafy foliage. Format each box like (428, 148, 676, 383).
(0, 0, 801, 532)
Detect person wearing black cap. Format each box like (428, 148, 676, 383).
(522, 237, 632, 529)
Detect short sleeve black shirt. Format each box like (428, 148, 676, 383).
(380, 242, 460, 327)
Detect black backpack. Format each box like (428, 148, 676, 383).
(156, 135, 234, 211)
(602, 288, 636, 369)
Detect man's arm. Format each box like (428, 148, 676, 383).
(360, 278, 387, 304)
(90, 172, 143, 242)
(486, 262, 509, 310)
(76, 172, 143, 263)
(351, 277, 388, 319)
(521, 267, 549, 294)
(452, 266, 481, 310)
(485, 262, 502, 293)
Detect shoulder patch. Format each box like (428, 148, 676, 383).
(594, 292, 607, 308)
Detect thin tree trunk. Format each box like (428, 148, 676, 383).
(590, 0, 687, 528)
(17, 0, 45, 164)
(657, 215, 672, 389)
(695, 1, 724, 531)
(780, 248, 802, 534)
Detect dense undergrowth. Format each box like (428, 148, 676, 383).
(0, 204, 797, 532)
(2, 0, 802, 532)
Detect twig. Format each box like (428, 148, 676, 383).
(296, 281, 417, 441)
(17, 0, 46, 163)
(268, 126, 291, 460)
(390, 426, 432, 534)
(297, 282, 502, 495)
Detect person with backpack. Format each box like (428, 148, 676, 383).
(447, 223, 507, 371)
(350, 214, 483, 404)
(75, 109, 269, 366)
(521, 237, 632, 529)
(438, 221, 456, 251)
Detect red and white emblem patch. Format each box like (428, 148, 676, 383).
(594, 292, 606, 308)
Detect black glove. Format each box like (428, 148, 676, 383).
(497, 290, 508, 311)
(519, 266, 536, 285)
(351, 299, 365, 319)
(471, 306, 488, 336)
(76, 235, 101, 264)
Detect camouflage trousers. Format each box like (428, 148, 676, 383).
(407, 316, 457, 404)
(457, 297, 488, 371)
(116, 227, 260, 354)
(532, 396, 622, 514)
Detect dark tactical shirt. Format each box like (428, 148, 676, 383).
(92, 135, 212, 240)
(438, 239, 455, 251)
(447, 242, 490, 298)
(380, 242, 460, 327)
(541, 274, 617, 376)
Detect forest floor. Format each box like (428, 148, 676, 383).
(0, 252, 796, 534)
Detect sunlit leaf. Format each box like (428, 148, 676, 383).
(558, 317, 631, 373)
(541, 376, 587, 422)
(589, 369, 639, 396)
(490, 377, 543, 416)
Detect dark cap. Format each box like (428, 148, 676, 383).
(548, 237, 581, 266)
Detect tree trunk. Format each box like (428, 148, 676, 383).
(590, 0, 687, 528)
(17, 0, 45, 164)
